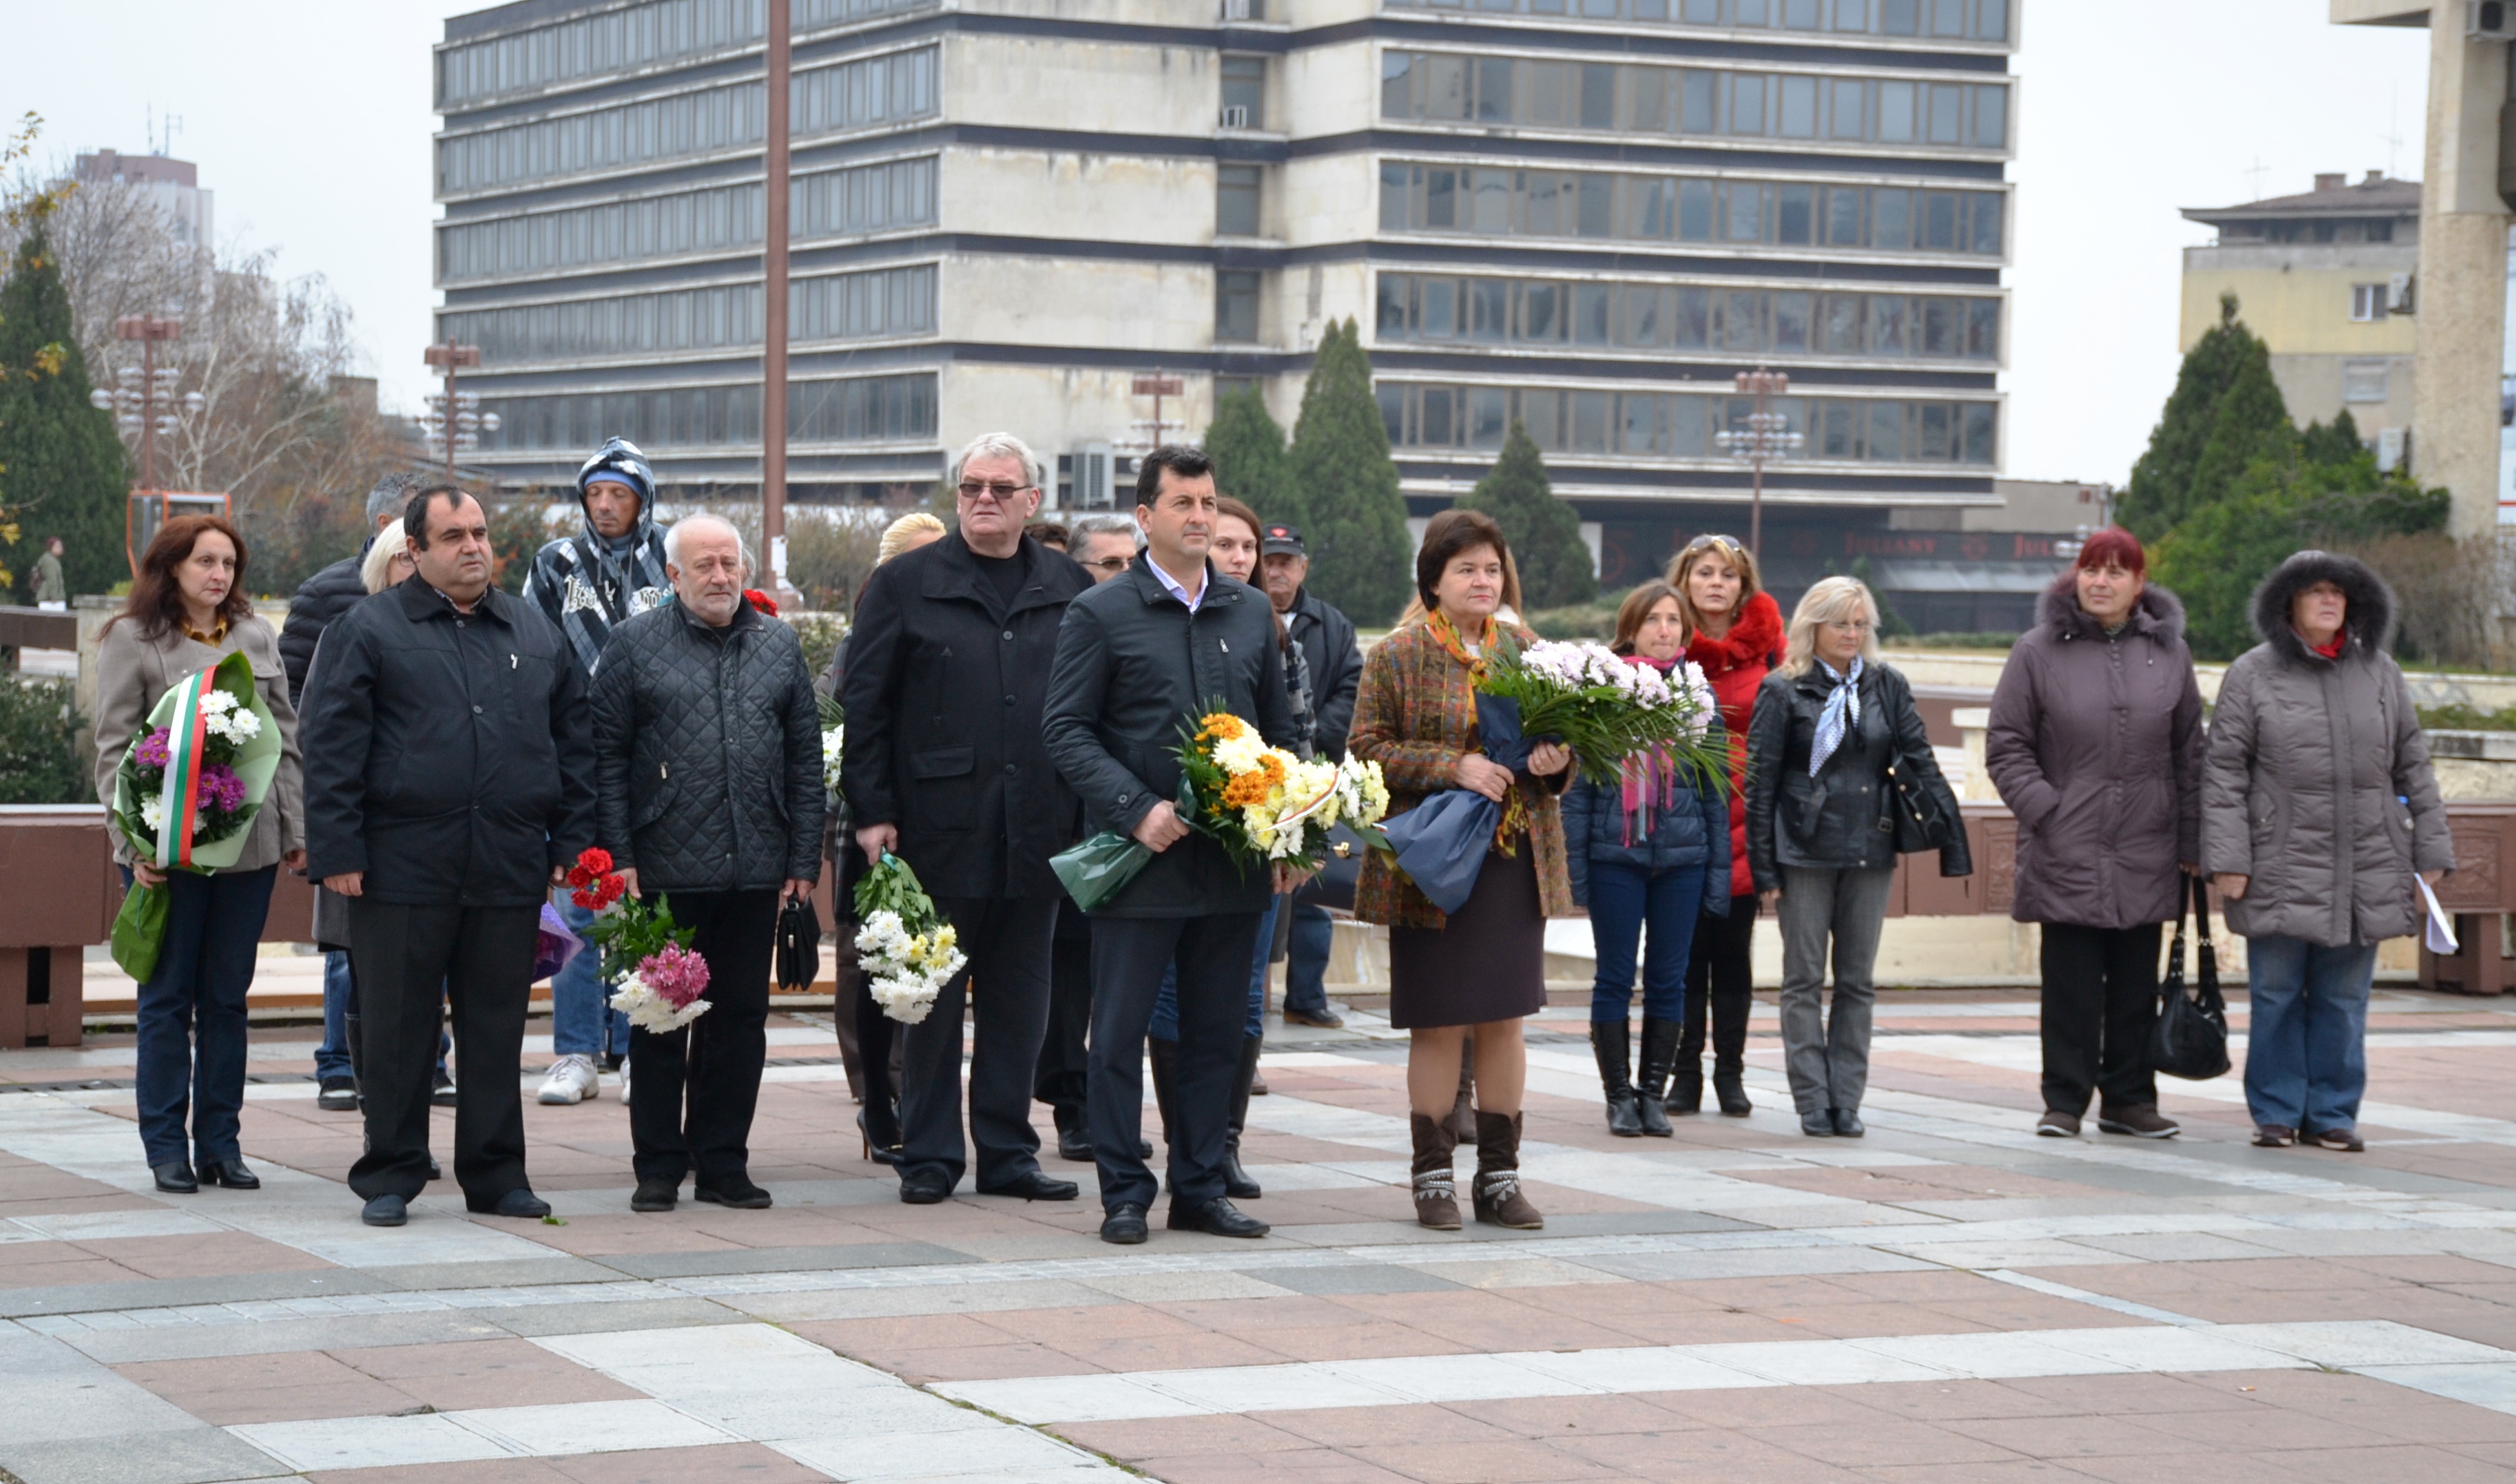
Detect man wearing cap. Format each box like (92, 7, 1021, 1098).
(1258, 522, 1362, 1031)
(524, 436, 673, 1106)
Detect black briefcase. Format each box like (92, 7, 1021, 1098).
(776, 892, 822, 993)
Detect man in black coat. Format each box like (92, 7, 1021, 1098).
(590, 513, 824, 1214)
(1042, 446, 1302, 1246)
(843, 433, 1093, 1205)
(301, 486, 596, 1229)
(1258, 522, 1365, 1029)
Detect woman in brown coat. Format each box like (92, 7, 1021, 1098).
(1985, 528, 2202, 1142)
(1351, 510, 1574, 1232)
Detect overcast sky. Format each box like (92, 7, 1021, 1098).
(0, 1, 2439, 491)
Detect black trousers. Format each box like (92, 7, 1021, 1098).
(1033, 908, 1094, 1119)
(1088, 912, 1261, 1213)
(2040, 922, 2164, 1117)
(630, 888, 778, 1186)
(347, 900, 537, 1205)
(1682, 894, 1757, 1076)
(900, 896, 1058, 1190)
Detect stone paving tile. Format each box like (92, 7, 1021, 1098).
(304, 1459, 582, 1483)
(540, 1441, 835, 1482)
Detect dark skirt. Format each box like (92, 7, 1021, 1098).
(1388, 838, 1548, 1030)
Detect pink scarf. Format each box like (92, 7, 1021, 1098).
(1617, 654, 1682, 848)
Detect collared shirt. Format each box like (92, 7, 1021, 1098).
(1149, 556, 1206, 613)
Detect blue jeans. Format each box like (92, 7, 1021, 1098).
(1281, 895, 1334, 1016)
(317, 950, 355, 1081)
(551, 893, 627, 1058)
(2242, 933, 2378, 1133)
(1586, 861, 1705, 1023)
(1151, 895, 1272, 1042)
(130, 866, 276, 1167)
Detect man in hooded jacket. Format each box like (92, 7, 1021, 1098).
(523, 438, 674, 1105)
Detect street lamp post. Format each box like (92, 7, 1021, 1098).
(90, 315, 196, 491)
(761, 0, 793, 596)
(420, 340, 498, 479)
(1714, 367, 1801, 560)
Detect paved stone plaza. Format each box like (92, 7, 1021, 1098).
(8, 990, 2516, 1484)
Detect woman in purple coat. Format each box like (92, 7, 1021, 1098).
(1985, 528, 2204, 1142)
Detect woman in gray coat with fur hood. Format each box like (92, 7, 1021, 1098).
(2204, 551, 2451, 1153)
(1986, 529, 2203, 1143)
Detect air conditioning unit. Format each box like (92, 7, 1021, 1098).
(1075, 443, 1114, 511)
(2471, 1, 2516, 41)
(1220, 105, 1250, 129)
(1222, 0, 1259, 18)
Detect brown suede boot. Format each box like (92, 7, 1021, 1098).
(1471, 1111, 1543, 1229)
(1409, 1113, 1461, 1230)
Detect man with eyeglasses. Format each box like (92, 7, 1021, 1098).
(841, 432, 1093, 1205)
(1067, 514, 1140, 584)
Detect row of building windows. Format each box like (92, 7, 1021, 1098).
(480, 372, 937, 452)
(1379, 162, 2003, 256)
(1381, 52, 2007, 150)
(437, 157, 936, 281)
(1374, 272, 1999, 360)
(437, 49, 935, 195)
(1379, 382, 1996, 464)
(435, 265, 936, 361)
(1383, 0, 2009, 41)
(437, 0, 933, 108)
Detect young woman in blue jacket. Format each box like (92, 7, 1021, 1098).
(1562, 581, 1731, 1136)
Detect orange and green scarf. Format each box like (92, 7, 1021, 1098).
(1424, 610, 1528, 855)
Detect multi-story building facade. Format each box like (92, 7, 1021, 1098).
(438, 0, 2015, 611)
(2179, 170, 2419, 453)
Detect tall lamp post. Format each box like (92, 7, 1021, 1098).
(420, 339, 497, 479)
(90, 314, 196, 491)
(1715, 367, 1800, 559)
(761, 0, 793, 596)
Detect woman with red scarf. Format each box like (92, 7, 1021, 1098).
(1667, 535, 1783, 1117)
(1560, 581, 1731, 1136)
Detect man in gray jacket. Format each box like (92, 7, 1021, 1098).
(590, 514, 824, 1212)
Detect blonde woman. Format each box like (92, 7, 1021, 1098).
(358, 522, 417, 595)
(1743, 577, 1968, 1138)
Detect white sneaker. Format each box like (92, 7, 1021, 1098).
(537, 1054, 599, 1105)
(618, 1060, 633, 1106)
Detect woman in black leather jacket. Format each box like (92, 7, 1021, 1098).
(1745, 577, 1968, 1138)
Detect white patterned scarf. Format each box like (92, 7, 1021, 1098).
(1807, 656, 1863, 777)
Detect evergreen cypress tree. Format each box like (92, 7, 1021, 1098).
(2117, 292, 2289, 540)
(1458, 422, 1594, 608)
(2179, 339, 2295, 523)
(0, 224, 128, 599)
(1286, 319, 1411, 623)
(2300, 409, 2364, 466)
(1202, 387, 1295, 524)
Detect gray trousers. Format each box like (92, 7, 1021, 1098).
(1776, 866, 1898, 1117)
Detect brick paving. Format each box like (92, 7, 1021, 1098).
(5, 992, 2516, 1483)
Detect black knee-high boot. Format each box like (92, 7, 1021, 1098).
(1221, 1036, 1262, 1199)
(1592, 1019, 1642, 1137)
(1634, 1018, 1683, 1137)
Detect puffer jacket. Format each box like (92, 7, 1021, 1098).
(2202, 551, 2451, 946)
(1686, 591, 1782, 900)
(1745, 658, 1970, 894)
(590, 598, 826, 894)
(1561, 660, 1732, 914)
(278, 539, 373, 702)
(1985, 579, 2205, 929)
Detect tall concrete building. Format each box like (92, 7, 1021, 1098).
(2178, 171, 2419, 452)
(72, 150, 214, 250)
(438, 0, 2019, 617)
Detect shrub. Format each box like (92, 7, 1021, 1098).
(0, 676, 87, 804)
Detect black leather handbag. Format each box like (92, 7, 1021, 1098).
(1881, 755, 1954, 854)
(2150, 875, 2231, 1080)
(776, 892, 822, 993)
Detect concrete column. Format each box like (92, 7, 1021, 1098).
(2414, 16, 2511, 538)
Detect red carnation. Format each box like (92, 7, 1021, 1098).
(744, 589, 779, 616)
(577, 847, 613, 875)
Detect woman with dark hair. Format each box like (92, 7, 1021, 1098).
(1986, 528, 2204, 1140)
(1351, 508, 1574, 1229)
(2205, 551, 2451, 1152)
(93, 516, 305, 1193)
(1562, 581, 1730, 1136)
(1667, 534, 1782, 1116)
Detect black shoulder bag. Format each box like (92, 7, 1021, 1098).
(1881, 756, 1954, 854)
(2148, 874, 2231, 1080)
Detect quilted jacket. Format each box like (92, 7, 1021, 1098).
(277, 539, 372, 702)
(589, 598, 826, 894)
(2202, 551, 2452, 946)
(1348, 620, 1574, 931)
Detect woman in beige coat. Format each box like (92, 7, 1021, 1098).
(94, 516, 304, 1193)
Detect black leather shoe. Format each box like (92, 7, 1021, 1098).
(151, 1160, 197, 1194)
(1138, 1138, 1154, 1159)
(362, 1193, 407, 1226)
(200, 1158, 260, 1190)
(317, 1076, 359, 1112)
(695, 1178, 773, 1209)
(1056, 1125, 1094, 1162)
(1167, 1196, 1269, 1238)
(1800, 1111, 1835, 1136)
(857, 1110, 903, 1166)
(427, 1157, 442, 1181)
(1831, 1108, 1866, 1138)
(1100, 1202, 1149, 1244)
(631, 1177, 679, 1212)
(898, 1170, 951, 1204)
(472, 1188, 551, 1219)
(978, 1170, 1078, 1201)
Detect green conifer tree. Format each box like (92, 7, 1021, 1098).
(1202, 387, 1295, 525)
(1458, 422, 1595, 608)
(0, 223, 129, 598)
(2117, 292, 2294, 539)
(1286, 320, 1411, 623)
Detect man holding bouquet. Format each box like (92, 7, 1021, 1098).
(1042, 445, 1303, 1245)
(301, 486, 596, 1229)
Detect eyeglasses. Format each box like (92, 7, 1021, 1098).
(1822, 619, 1875, 634)
(1081, 556, 1131, 573)
(957, 481, 1034, 503)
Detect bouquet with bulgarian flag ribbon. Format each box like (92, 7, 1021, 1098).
(565, 848, 712, 1033)
(109, 651, 285, 980)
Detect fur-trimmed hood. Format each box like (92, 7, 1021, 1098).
(2249, 549, 2395, 663)
(2036, 573, 2187, 648)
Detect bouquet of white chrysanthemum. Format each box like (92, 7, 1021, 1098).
(818, 693, 845, 804)
(852, 854, 965, 1024)
(1476, 640, 1726, 787)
